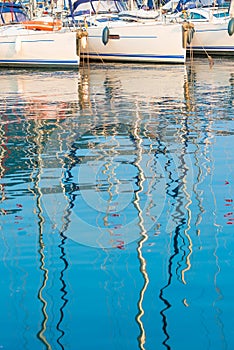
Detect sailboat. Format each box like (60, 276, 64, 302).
(166, 0, 234, 56)
(0, 1, 81, 68)
(65, 0, 190, 64)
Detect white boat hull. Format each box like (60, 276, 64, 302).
(0, 25, 80, 68)
(81, 21, 186, 64)
(189, 21, 234, 55)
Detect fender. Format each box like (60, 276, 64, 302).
(228, 18, 234, 36)
(102, 26, 110, 46)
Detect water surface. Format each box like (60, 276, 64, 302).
(0, 58, 234, 350)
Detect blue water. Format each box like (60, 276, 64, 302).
(0, 57, 234, 350)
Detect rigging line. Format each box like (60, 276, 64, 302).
(191, 32, 214, 68)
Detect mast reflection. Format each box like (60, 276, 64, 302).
(28, 119, 52, 350)
(23, 76, 80, 348)
(131, 106, 148, 350)
(158, 70, 194, 349)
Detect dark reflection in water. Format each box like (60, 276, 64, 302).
(0, 58, 234, 350)
(158, 110, 192, 349)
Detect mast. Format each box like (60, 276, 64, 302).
(229, 0, 234, 17)
(28, 0, 37, 18)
